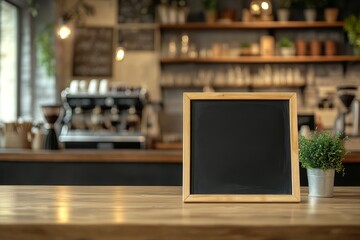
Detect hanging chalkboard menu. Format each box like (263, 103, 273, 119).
(119, 29, 155, 51)
(183, 92, 300, 203)
(118, 0, 155, 23)
(73, 27, 113, 77)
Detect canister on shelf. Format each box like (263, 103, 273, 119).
(325, 40, 336, 56)
(260, 35, 275, 56)
(295, 40, 307, 56)
(310, 39, 321, 56)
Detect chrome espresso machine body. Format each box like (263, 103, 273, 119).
(59, 87, 148, 149)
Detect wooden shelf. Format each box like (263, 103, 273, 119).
(154, 142, 182, 150)
(250, 83, 306, 88)
(160, 21, 344, 30)
(160, 56, 360, 64)
(161, 84, 203, 88)
(161, 83, 306, 89)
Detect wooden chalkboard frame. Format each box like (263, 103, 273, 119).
(183, 92, 300, 203)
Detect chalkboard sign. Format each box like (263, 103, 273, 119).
(73, 27, 113, 77)
(118, 0, 154, 23)
(119, 29, 154, 51)
(183, 93, 300, 203)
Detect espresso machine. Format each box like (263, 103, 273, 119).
(59, 86, 148, 149)
(333, 86, 360, 137)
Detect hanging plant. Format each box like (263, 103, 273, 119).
(25, 0, 38, 17)
(25, 0, 55, 77)
(36, 22, 56, 77)
(31, 0, 96, 77)
(344, 14, 360, 56)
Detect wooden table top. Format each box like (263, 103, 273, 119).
(0, 186, 359, 239)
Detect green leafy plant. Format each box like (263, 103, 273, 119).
(344, 14, 360, 56)
(276, 0, 292, 9)
(278, 37, 293, 48)
(203, 0, 217, 10)
(25, 0, 38, 17)
(36, 22, 55, 77)
(33, 0, 96, 77)
(299, 131, 347, 174)
(240, 42, 251, 48)
(24, 1, 55, 77)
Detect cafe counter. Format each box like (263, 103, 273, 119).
(0, 138, 360, 186)
(0, 149, 182, 186)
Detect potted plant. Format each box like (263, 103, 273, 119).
(276, 0, 292, 22)
(278, 37, 295, 56)
(344, 14, 360, 56)
(303, 0, 317, 22)
(203, 0, 217, 23)
(240, 43, 251, 56)
(323, 0, 339, 22)
(299, 131, 347, 197)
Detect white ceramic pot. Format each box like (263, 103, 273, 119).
(277, 9, 290, 22)
(304, 9, 316, 22)
(280, 47, 295, 56)
(307, 168, 335, 197)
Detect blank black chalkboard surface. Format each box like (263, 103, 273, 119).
(183, 93, 300, 203)
(73, 27, 113, 77)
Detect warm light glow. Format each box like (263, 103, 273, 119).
(181, 35, 189, 43)
(251, 3, 260, 12)
(115, 47, 125, 61)
(113, 191, 124, 223)
(261, 1, 269, 10)
(56, 187, 70, 223)
(58, 24, 71, 39)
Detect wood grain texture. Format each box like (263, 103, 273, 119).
(154, 142, 183, 150)
(344, 153, 360, 163)
(161, 82, 306, 89)
(184, 92, 296, 100)
(290, 93, 301, 202)
(160, 56, 360, 64)
(160, 21, 344, 30)
(183, 93, 191, 201)
(0, 186, 359, 240)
